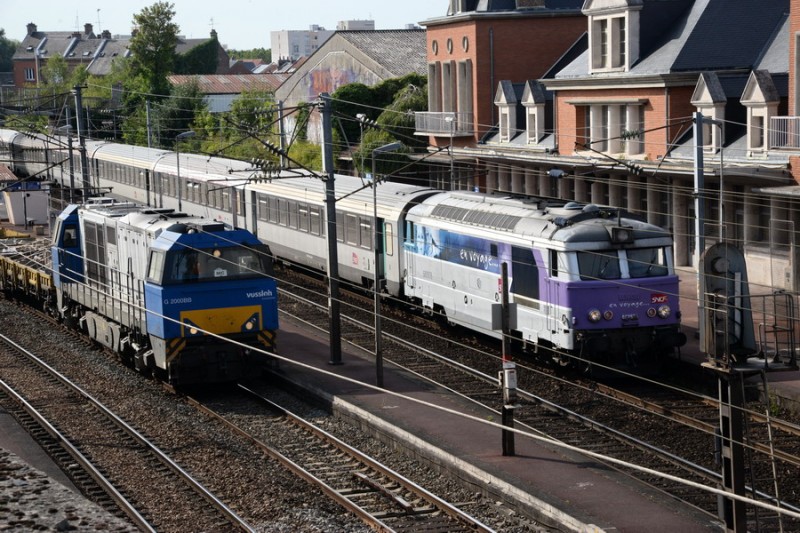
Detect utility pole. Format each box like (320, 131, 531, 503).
(278, 101, 287, 169)
(320, 93, 342, 365)
(73, 85, 90, 200)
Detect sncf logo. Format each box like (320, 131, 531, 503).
(651, 294, 668, 304)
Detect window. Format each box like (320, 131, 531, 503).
(309, 206, 322, 236)
(385, 223, 394, 256)
(583, 104, 644, 156)
(577, 251, 621, 281)
(24, 68, 35, 81)
(345, 214, 359, 245)
(360, 217, 372, 249)
(627, 248, 669, 278)
(591, 15, 626, 71)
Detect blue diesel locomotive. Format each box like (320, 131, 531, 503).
(50, 198, 278, 385)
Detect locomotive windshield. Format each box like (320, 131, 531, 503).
(627, 247, 669, 278)
(577, 246, 669, 281)
(155, 245, 270, 284)
(577, 251, 621, 280)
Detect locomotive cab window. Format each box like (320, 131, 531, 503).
(577, 250, 621, 281)
(161, 246, 269, 284)
(626, 247, 669, 278)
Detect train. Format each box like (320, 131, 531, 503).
(0, 128, 685, 369)
(0, 195, 279, 386)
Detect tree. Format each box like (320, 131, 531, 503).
(128, 2, 179, 99)
(228, 48, 272, 63)
(0, 29, 18, 72)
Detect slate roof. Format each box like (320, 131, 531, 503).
(556, 0, 789, 79)
(169, 74, 289, 94)
(336, 30, 426, 77)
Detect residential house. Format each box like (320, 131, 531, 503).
(12, 22, 232, 88)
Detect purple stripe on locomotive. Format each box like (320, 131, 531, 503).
(562, 276, 681, 329)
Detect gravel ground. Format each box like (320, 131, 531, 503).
(0, 449, 137, 532)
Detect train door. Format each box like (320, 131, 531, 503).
(543, 249, 563, 344)
(403, 220, 417, 293)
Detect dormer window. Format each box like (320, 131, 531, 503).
(691, 73, 727, 154)
(740, 70, 779, 156)
(583, 0, 641, 75)
(591, 15, 626, 71)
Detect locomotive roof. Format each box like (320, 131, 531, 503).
(79, 198, 227, 234)
(410, 191, 672, 244)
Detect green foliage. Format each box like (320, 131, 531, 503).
(334, 73, 429, 176)
(228, 48, 272, 63)
(174, 38, 219, 75)
(288, 140, 322, 172)
(331, 83, 374, 151)
(40, 55, 70, 94)
(227, 90, 275, 137)
(0, 29, 19, 71)
(3, 114, 48, 133)
(128, 1, 179, 99)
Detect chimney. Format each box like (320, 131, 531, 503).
(84, 23, 93, 36)
(72, 31, 82, 39)
(26, 22, 37, 35)
(210, 28, 218, 40)
(102, 30, 111, 39)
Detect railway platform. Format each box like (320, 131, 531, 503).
(271, 317, 720, 532)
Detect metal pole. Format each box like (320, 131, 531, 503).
(370, 141, 402, 387)
(73, 85, 91, 200)
(500, 262, 516, 456)
(694, 111, 706, 350)
(175, 131, 195, 212)
(320, 93, 342, 365)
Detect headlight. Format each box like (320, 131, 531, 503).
(647, 308, 657, 318)
(658, 305, 671, 319)
(588, 309, 602, 323)
(603, 310, 614, 321)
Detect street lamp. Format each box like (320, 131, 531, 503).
(371, 141, 402, 387)
(356, 113, 367, 176)
(175, 131, 196, 212)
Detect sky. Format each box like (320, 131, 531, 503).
(1, 0, 443, 50)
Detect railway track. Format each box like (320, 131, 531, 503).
(277, 267, 800, 531)
(0, 332, 255, 532)
(190, 383, 496, 532)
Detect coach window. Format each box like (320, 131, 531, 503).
(257, 195, 268, 221)
(336, 212, 344, 242)
(278, 198, 289, 226)
(309, 206, 322, 235)
(288, 201, 298, 229)
(385, 223, 394, 256)
(269, 197, 279, 223)
(345, 214, 359, 245)
(360, 217, 372, 249)
(298, 204, 309, 232)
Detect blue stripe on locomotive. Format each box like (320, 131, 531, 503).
(144, 228, 278, 339)
(410, 225, 512, 273)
